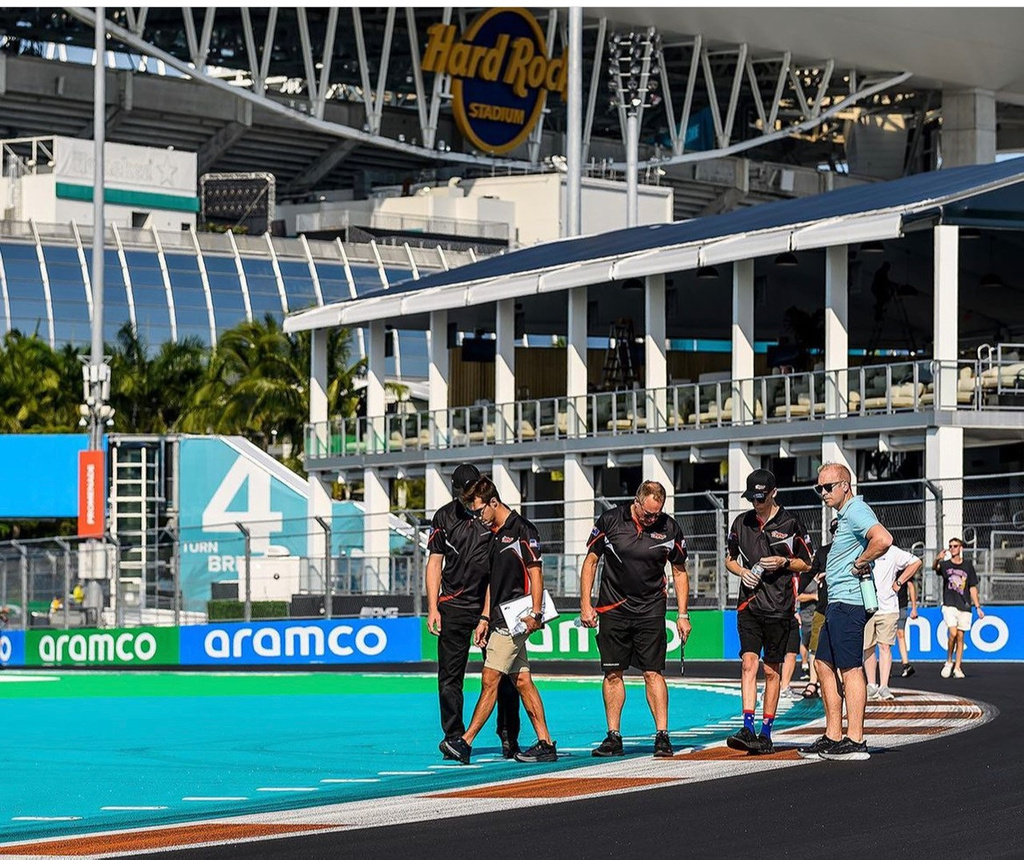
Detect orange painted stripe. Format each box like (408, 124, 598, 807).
(0, 823, 337, 856)
(430, 776, 677, 799)
(680, 747, 804, 762)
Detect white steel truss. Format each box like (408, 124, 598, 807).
(63, 7, 913, 174)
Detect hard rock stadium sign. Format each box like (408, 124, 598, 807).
(421, 7, 568, 155)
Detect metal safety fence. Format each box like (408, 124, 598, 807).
(2, 473, 1024, 629)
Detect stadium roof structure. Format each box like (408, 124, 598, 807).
(284, 158, 1024, 332)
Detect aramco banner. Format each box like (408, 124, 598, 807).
(421, 8, 567, 154)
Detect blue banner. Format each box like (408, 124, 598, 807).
(724, 606, 1024, 661)
(0, 434, 105, 518)
(1, 630, 25, 667)
(179, 618, 421, 665)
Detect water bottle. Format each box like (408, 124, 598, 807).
(857, 565, 878, 613)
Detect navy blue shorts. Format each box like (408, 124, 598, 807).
(816, 602, 869, 671)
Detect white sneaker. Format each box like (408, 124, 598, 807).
(953, 667, 966, 679)
(940, 661, 953, 678)
(867, 683, 880, 699)
(878, 686, 895, 700)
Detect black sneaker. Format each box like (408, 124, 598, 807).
(439, 737, 472, 765)
(799, 666, 811, 681)
(901, 663, 916, 678)
(819, 736, 870, 761)
(653, 731, 674, 758)
(439, 739, 459, 761)
(592, 730, 624, 757)
(752, 733, 775, 755)
(515, 740, 557, 763)
(797, 734, 841, 759)
(726, 726, 760, 752)
(500, 731, 520, 760)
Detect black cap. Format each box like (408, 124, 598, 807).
(451, 463, 481, 494)
(742, 468, 777, 501)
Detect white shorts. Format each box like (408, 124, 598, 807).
(941, 605, 973, 632)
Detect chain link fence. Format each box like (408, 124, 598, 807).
(3, 473, 1024, 628)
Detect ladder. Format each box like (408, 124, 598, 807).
(602, 318, 638, 391)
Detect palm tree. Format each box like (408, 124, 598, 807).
(0, 331, 81, 432)
(180, 314, 363, 469)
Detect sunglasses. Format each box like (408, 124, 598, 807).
(634, 502, 661, 522)
(814, 480, 846, 496)
(467, 502, 491, 518)
(750, 493, 769, 503)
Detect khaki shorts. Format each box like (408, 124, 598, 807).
(863, 612, 899, 649)
(808, 611, 826, 653)
(483, 628, 531, 675)
(942, 605, 973, 632)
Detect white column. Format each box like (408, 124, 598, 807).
(728, 444, 757, 526)
(941, 88, 996, 167)
(732, 259, 755, 423)
(426, 310, 450, 514)
(495, 298, 516, 442)
(642, 448, 674, 515)
(307, 329, 332, 576)
(824, 245, 849, 415)
(567, 287, 588, 435)
(645, 273, 667, 431)
(926, 426, 964, 553)
(564, 453, 595, 592)
(934, 225, 959, 410)
(363, 320, 389, 592)
(492, 460, 521, 507)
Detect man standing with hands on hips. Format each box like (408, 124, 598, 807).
(579, 480, 691, 759)
(725, 469, 812, 754)
(426, 464, 521, 760)
(799, 463, 892, 761)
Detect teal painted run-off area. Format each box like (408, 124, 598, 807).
(0, 672, 818, 844)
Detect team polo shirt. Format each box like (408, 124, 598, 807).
(488, 509, 543, 630)
(825, 495, 880, 605)
(587, 504, 687, 618)
(427, 499, 493, 611)
(727, 505, 813, 617)
(937, 558, 979, 612)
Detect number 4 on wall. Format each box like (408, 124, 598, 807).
(201, 456, 283, 554)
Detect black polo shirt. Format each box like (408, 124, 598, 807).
(727, 505, 813, 618)
(427, 499, 493, 612)
(587, 504, 687, 618)
(488, 509, 542, 630)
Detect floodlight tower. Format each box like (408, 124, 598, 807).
(607, 28, 663, 227)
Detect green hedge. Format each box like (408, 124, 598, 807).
(206, 600, 290, 621)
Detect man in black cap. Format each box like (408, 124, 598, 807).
(426, 463, 521, 759)
(725, 468, 812, 754)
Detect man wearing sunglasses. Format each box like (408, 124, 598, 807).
(579, 480, 690, 759)
(933, 538, 984, 678)
(426, 464, 521, 761)
(725, 469, 813, 754)
(798, 463, 892, 762)
(440, 476, 556, 765)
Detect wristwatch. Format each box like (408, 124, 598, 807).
(531, 611, 544, 623)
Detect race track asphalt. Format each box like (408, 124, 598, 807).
(151, 661, 1023, 860)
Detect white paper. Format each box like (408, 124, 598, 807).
(498, 590, 559, 635)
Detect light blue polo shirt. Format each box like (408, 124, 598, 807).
(825, 495, 880, 605)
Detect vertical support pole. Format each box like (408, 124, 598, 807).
(236, 522, 251, 623)
(566, 7, 583, 238)
(90, 6, 107, 453)
(824, 245, 849, 416)
(426, 310, 450, 513)
(645, 273, 667, 432)
(495, 298, 516, 443)
(732, 259, 755, 424)
(626, 109, 639, 227)
(567, 287, 588, 436)
(315, 515, 332, 621)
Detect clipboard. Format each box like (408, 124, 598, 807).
(497, 590, 559, 635)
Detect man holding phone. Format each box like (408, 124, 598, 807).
(934, 538, 984, 678)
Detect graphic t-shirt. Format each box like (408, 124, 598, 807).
(937, 558, 979, 612)
(587, 505, 687, 617)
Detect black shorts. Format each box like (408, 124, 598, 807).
(597, 612, 667, 673)
(787, 616, 801, 654)
(737, 610, 790, 664)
